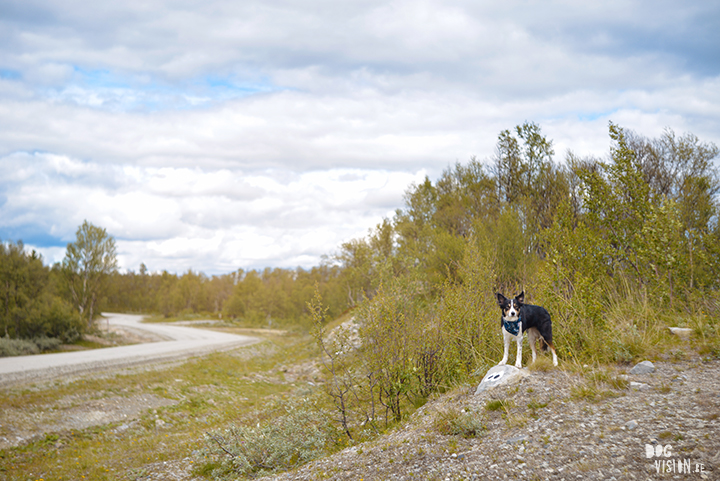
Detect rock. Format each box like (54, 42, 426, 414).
(475, 365, 527, 394)
(668, 327, 693, 338)
(630, 381, 649, 390)
(630, 361, 655, 375)
(114, 423, 130, 433)
(506, 434, 529, 444)
(625, 420, 638, 430)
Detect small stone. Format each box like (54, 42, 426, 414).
(668, 327, 693, 338)
(506, 435, 529, 444)
(114, 423, 130, 432)
(625, 420, 638, 430)
(630, 361, 655, 375)
(630, 381, 649, 390)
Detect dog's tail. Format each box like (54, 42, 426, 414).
(538, 338, 549, 352)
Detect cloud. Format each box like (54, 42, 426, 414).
(1, 0, 719, 274)
(0, 151, 424, 273)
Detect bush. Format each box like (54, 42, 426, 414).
(200, 401, 337, 478)
(0, 338, 39, 357)
(433, 406, 486, 438)
(0, 337, 64, 357)
(33, 336, 62, 352)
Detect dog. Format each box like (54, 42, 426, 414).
(496, 291, 558, 368)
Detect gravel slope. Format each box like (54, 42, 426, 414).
(263, 359, 720, 481)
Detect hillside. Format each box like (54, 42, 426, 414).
(263, 355, 719, 480)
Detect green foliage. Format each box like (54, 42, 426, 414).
(62, 220, 118, 328)
(309, 286, 369, 440)
(0, 336, 62, 357)
(0, 337, 38, 356)
(103, 263, 347, 327)
(0, 240, 83, 343)
(433, 406, 486, 438)
(436, 238, 500, 373)
(485, 399, 515, 412)
(202, 400, 337, 478)
(223, 266, 345, 326)
(358, 276, 428, 423)
(337, 121, 719, 376)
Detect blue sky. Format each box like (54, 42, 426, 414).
(1, 0, 719, 274)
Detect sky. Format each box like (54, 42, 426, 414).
(1, 0, 719, 275)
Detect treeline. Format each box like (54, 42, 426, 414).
(1, 221, 118, 354)
(104, 265, 348, 326)
(0, 241, 83, 351)
(304, 122, 720, 436)
(340, 122, 720, 301)
(4, 121, 718, 370)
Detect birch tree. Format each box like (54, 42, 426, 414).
(62, 221, 117, 328)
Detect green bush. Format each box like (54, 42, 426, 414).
(33, 336, 62, 352)
(433, 407, 486, 438)
(0, 337, 64, 357)
(0, 338, 39, 357)
(200, 402, 337, 478)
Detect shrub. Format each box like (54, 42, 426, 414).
(433, 407, 486, 438)
(0, 337, 64, 357)
(33, 336, 62, 352)
(200, 402, 337, 478)
(0, 338, 39, 357)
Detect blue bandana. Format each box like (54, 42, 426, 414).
(503, 317, 521, 336)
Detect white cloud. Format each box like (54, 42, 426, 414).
(1, 151, 425, 273)
(1, 0, 719, 274)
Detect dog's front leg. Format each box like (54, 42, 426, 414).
(514, 333, 523, 368)
(499, 330, 511, 365)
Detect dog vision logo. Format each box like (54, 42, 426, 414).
(645, 444, 705, 475)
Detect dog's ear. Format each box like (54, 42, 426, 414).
(496, 293, 507, 306)
(515, 291, 525, 304)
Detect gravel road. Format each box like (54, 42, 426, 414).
(0, 313, 258, 387)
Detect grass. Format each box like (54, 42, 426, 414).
(0, 329, 321, 480)
(485, 399, 515, 412)
(432, 407, 486, 438)
(570, 366, 629, 403)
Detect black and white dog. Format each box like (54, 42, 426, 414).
(496, 291, 558, 368)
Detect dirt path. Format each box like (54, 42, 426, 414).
(0, 313, 258, 388)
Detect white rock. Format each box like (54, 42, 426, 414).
(475, 365, 528, 394)
(630, 361, 655, 375)
(668, 327, 693, 338)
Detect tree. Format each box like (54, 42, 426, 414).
(62, 221, 118, 328)
(0, 241, 46, 337)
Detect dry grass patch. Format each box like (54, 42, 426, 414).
(0, 331, 319, 481)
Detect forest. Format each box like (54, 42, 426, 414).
(2, 122, 719, 369)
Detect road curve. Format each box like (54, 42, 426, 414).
(0, 313, 259, 387)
